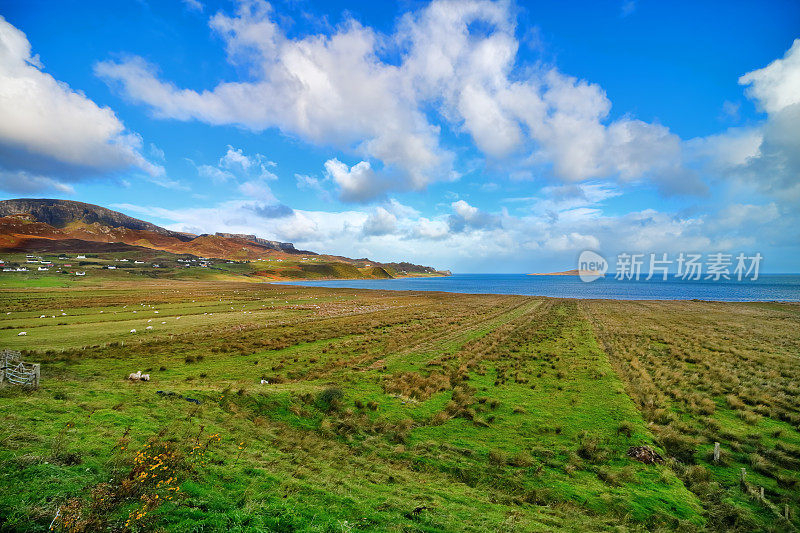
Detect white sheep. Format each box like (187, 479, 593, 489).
(140, 374, 150, 381)
(130, 329, 137, 333)
(128, 371, 142, 380)
(17, 331, 27, 336)
(146, 326, 153, 330)
(260, 379, 269, 384)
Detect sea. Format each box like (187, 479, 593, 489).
(275, 273, 800, 302)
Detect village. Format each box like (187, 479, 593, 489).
(0, 252, 217, 277)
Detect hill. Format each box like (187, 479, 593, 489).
(528, 269, 602, 276)
(0, 198, 192, 240)
(0, 198, 449, 280)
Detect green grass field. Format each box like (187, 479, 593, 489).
(0, 280, 798, 531)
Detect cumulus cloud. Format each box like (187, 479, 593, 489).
(0, 16, 160, 193)
(324, 158, 392, 203)
(197, 145, 277, 184)
(739, 39, 800, 114)
(362, 206, 398, 236)
(448, 200, 501, 232)
(696, 39, 800, 207)
(94, 0, 701, 200)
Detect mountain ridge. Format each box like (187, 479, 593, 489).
(0, 198, 449, 277)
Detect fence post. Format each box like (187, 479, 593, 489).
(740, 468, 747, 484)
(32, 364, 40, 388)
(713, 442, 720, 463)
(759, 486, 764, 500)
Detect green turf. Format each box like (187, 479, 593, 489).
(0, 279, 797, 531)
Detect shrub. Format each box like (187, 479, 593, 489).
(617, 420, 634, 438)
(510, 450, 533, 467)
(488, 449, 506, 465)
(656, 428, 697, 464)
(576, 433, 606, 463)
(316, 387, 344, 412)
(685, 465, 710, 484)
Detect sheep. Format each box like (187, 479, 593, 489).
(128, 371, 142, 380)
(260, 379, 269, 384)
(17, 331, 27, 336)
(130, 329, 137, 333)
(146, 326, 153, 330)
(140, 374, 150, 381)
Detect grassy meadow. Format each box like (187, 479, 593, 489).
(0, 279, 798, 531)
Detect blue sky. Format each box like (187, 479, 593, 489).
(0, 0, 798, 272)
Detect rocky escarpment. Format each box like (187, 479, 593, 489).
(213, 233, 314, 255)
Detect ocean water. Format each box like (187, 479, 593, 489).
(275, 273, 800, 302)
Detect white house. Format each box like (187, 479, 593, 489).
(107, 266, 116, 270)
(75, 271, 86, 276)
(37, 266, 49, 271)
(76, 255, 86, 259)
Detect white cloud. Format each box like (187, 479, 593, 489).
(739, 39, 800, 114)
(700, 39, 800, 207)
(219, 145, 277, 180)
(196, 145, 277, 184)
(324, 158, 391, 202)
(0, 169, 75, 194)
(94, 0, 702, 200)
(0, 16, 160, 193)
(198, 164, 236, 183)
(238, 179, 277, 203)
(182, 0, 204, 13)
(448, 199, 501, 232)
(362, 206, 397, 236)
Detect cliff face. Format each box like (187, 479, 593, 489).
(0, 199, 193, 241)
(213, 233, 314, 254)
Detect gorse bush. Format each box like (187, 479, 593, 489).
(53, 428, 220, 532)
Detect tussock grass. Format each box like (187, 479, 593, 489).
(4, 280, 796, 530)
